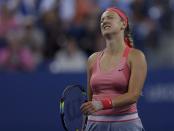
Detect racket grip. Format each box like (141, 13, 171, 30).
(81, 115, 87, 131)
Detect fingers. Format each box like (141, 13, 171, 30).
(80, 102, 91, 111)
(80, 102, 96, 115)
(80, 102, 91, 110)
(81, 102, 94, 114)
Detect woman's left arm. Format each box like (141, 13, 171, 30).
(112, 49, 147, 107)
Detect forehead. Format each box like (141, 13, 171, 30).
(101, 11, 120, 19)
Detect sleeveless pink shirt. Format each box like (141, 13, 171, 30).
(90, 46, 137, 115)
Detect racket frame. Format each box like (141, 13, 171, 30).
(59, 84, 87, 131)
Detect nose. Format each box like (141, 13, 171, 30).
(101, 19, 110, 28)
(102, 17, 109, 24)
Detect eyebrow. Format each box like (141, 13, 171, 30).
(101, 14, 115, 21)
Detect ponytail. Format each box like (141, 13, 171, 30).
(124, 23, 134, 48)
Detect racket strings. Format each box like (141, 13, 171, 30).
(60, 84, 87, 131)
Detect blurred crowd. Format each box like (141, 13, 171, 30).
(0, 0, 174, 73)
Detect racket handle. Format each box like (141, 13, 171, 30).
(81, 115, 87, 131)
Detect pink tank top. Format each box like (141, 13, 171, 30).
(90, 46, 137, 115)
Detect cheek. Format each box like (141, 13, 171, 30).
(112, 22, 121, 30)
(100, 25, 104, 33)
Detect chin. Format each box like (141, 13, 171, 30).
(102, 30, 115, 36)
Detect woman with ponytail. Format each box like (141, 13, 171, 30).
(81, 7, 147, 131)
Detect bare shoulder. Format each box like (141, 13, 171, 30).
(129, 48, 146, 62)
(128, 48, 147, 68)
(88, 52, 100, 69)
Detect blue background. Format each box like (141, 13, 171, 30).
(0, 68, 174, 131)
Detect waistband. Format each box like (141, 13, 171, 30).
(88, 112, 139, 122)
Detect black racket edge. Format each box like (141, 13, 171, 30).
(81, 115, 88, 131)
(59, 84, 87, 131)
(62, 84, 86, 99)
(60, 98, 68, 131)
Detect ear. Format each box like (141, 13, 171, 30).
(121, 20, 127, 30)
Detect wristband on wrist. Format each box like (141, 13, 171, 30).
(92, 101, 103, 111)
(101, 98, 113, 109)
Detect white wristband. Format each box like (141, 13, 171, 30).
(92, 101, 103, 111)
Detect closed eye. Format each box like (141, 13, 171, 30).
(107, 15, 114, 19)
(101, 15, 114, 23)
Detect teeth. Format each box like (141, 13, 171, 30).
(104, 26, 110, 29)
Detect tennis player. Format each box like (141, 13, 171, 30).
(80, 7, 147, 131)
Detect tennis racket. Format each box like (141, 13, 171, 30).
(60, 84, 87, 131)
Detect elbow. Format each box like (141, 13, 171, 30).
(130, 92, 141, 104)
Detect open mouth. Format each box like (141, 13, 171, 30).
(103, 25, 111, 30)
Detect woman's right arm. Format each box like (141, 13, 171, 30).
(80, 53, 98, 115)
(87, 53, 98, 101)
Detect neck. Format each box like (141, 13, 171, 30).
(104, 33, 126, 55)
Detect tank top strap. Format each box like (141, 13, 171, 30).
(94, 51, 104, 71)
(97, 51, 104, 61)
(122, 46, 132, 58)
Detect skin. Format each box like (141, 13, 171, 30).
(80, 11, 147, 115)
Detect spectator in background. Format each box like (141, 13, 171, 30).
(3, 0, 20, 13)
(21, 16, 44, 65)
(96, 0, 113, 10)
(0, 30, 36, 71)
(77, 7, 101, 56)
(152, 0, 173, 32)
(0, 4, 18, 48)
(40, 8, 64, 59)
(130, 0, 159, 52)
(67, 2, 101, 56)
(115, 0, 134, 16)
(58, 0, 76, 22)
(49, 36, 87, 73)
(0, 0, 173, 71)
(18, 0, 40, 16)
(74, 0, 95, 24)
